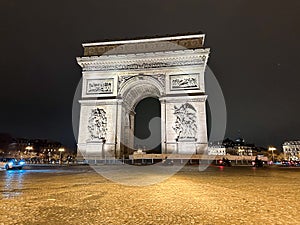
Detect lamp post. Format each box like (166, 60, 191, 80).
(58, 148, 65, 165)
(268, 147, 276, 163)
(25, 146, 33, 163)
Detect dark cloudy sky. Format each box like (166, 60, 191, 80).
(0, 0, 299, 149)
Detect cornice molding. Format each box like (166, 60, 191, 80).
(160, 95, 207, 103)
(79, 99, 121, 106)
(77, 49, 210, 72)
(82, 34, 205, 56)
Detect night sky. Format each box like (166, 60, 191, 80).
(0, 0, 299, 149)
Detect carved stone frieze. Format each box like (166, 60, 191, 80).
(77, 54, 207, 72)
(83, 37, 204, 56)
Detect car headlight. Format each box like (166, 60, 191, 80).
(19, 161, 25, 165)
(8, 162, 13, 166)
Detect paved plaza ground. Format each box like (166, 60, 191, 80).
(0, 165, 299, 225)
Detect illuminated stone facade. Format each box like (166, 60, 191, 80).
(283, 141, 300, 160)
(208, 144, 226, 156)
(76, 34, 210, 159)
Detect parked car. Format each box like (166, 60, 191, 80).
(294, 161, 300, 167)
(252, 157, 264, 167)
(218, 158, 232, 167)
(281, 160, 300, 167)
(0, 158, 25, 170)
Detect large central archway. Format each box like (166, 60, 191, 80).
(118, 75, 165, 157)
(134, 97, 161, 153)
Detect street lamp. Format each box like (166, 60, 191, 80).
(268, 147, 276, 163)
(25, 146, 34, 161)
(58, 148, 65, 165)
(25, 146, 33, 151)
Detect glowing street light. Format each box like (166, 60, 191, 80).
(268, 147, 276, 163)
(25, 146, 33, 151)
(58, 148, 65, 165)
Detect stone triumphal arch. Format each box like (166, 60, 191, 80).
(76, 34, 210, 160)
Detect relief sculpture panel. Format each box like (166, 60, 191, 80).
(173, 103, 197, 139)
(88, 108, 107, 141)
(86, 79, 113, 95)
(170, 74, 199, 90)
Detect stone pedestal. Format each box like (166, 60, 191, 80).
(176, 138, 197, 154)
(85, 139, 105, 160)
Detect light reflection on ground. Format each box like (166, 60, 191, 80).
(2, 170, 25, 198)
(0, 165, 299, 224)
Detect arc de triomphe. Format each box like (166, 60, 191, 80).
(76, 33, 210, 160)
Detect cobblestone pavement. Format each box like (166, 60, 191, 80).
(0, 166, 299, 225)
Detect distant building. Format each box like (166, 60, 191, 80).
(207, 138, 258, 156)
(222, 137, 257, 156)
(9, 138, 63, 155)
(0, 136, 67, 160)
(208, 143, 226, 155)
(282, 141, 300, 160)
(0, 134, 76, 163)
